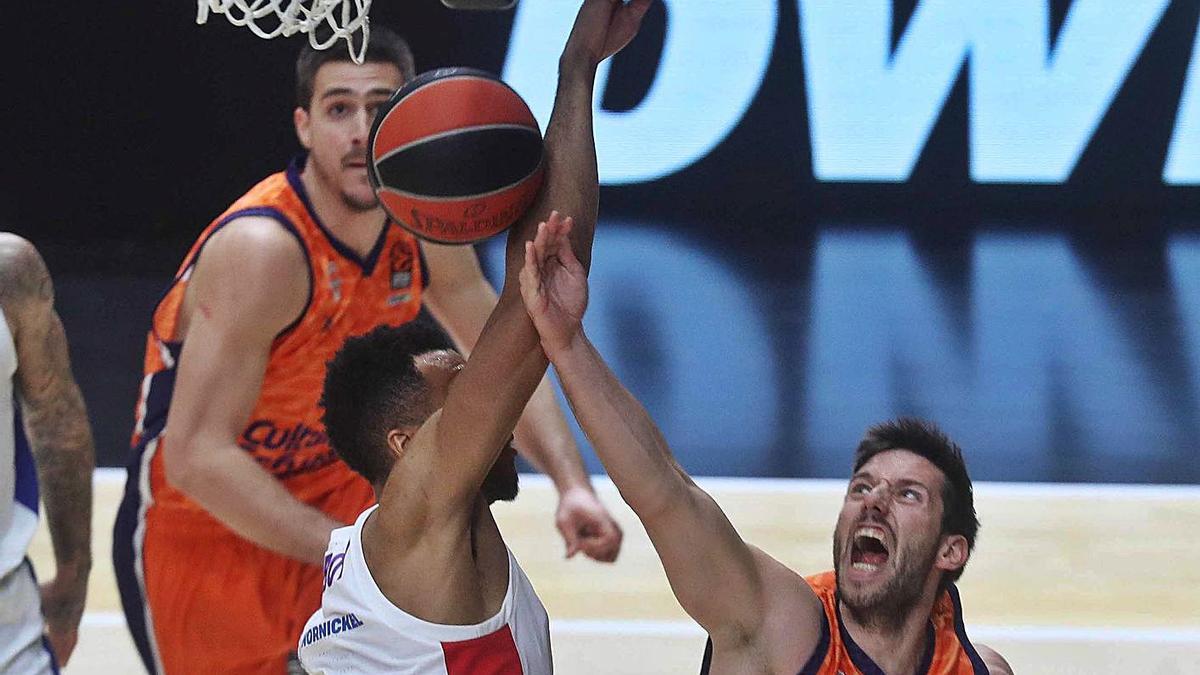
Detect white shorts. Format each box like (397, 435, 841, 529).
(0, 560, 56, 675)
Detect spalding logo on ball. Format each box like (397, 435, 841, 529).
(368, 68, 545, 245)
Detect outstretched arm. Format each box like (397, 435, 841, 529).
(420, 240, 621, 561)
(0, 234, 94, 668)
(518, 222, 822, 650)
(400, 0, 650, 520)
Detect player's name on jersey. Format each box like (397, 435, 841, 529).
(300, 613, 365, 648)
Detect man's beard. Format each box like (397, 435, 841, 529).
(482, 444, 520, 504)
(340, 185, 379, 212)
(315, 152, 379, 212)
(833, 528, 940, 631)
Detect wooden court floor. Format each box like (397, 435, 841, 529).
(28, 470, 1200, 674)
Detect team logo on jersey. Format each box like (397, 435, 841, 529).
(324, 541, 350, 588)
(388, 241, 414, 290)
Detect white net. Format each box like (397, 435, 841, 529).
(197, 0, 373, 63)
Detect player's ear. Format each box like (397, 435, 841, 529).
(935, 533, 969, 573)
(294, 106, 313, 149)
(385, 428, 415, 458)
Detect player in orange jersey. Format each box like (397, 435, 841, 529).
(518, 228, 1015, 674)
(112, 25, 621, 675)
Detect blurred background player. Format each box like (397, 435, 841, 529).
(299, 2, 648, 671)
(517, 215, 1015, 674)
(0, 233, 94, 674)
(111, 21, 621, 675)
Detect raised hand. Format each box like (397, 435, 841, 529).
(519, 211, 588, 356)
(562, 0, 653, 68)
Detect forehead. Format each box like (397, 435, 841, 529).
(312, 61, 404, 97)
(853, 449, 946, 491)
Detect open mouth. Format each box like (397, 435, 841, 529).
(850, 526, 891, 573)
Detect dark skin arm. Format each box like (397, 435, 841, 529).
(420, 240, 621, 561)
(359, 13, 651, 620)
(0, 234, 94, 668)
(380, 0, 651, 526)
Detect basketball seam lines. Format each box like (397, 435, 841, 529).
(373, 123, 540, 165)
(376, 160, 543, 204)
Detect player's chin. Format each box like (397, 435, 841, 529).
(341, 185, 379, 211)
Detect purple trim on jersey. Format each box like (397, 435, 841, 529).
(835, 598, 936, 675)
(13, 402, 37, 513)
(147, 205, 315, 348)
(112, 439, 159, 675)
(40, 635, 61, 675)
(797, 608, 832, 675)
(23, 560, 62, 674)
(137, 366, 176, 451)
(286, 154, 391, 275)
(697, 608, 831, 675)
(948, 584, 990, 675)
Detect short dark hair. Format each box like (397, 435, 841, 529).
(295, 26, 417, 109)
(853, 418, 979, 583)
(320, 318, 456, 486)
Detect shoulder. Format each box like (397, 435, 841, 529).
(0, 233, 52, 320)
(185, 217, 310, 335)
(202, 216, 308, 271)
(974, 643, 1013, 675)
(191, 216, 309, 296)
(0, 233, 50, 295)
(0, 233, 43, 267)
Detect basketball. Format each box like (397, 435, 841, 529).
(368, 67, 545, 245)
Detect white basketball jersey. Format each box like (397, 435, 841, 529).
(0, 307, 35, 579)
(298, 505, 553, 675)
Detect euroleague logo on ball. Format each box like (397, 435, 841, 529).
(368, 67, 545, 245)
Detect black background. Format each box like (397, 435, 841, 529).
(4, 1, 1199, 480)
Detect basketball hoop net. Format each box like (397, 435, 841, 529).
(197, 0, 372, 63)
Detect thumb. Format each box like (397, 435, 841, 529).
(558, 517, 582, 558)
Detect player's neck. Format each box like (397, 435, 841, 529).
(838, 591, 937, 675)
(299, 165, 386, 259)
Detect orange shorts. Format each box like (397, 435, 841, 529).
(143, 511, 321, 674)
(114, 465, 375, 675)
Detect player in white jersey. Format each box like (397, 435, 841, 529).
(297, 2, 650, 672)
(0, 234, 94, 674)
(300, 503, 552, 673)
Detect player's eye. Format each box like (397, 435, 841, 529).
(899, 488, 922, 501)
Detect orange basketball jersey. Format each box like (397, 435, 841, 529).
(133, 156, 425, 519)
(799, 571, 988, 675)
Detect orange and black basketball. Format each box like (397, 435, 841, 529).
(368, 67, 545, 245)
